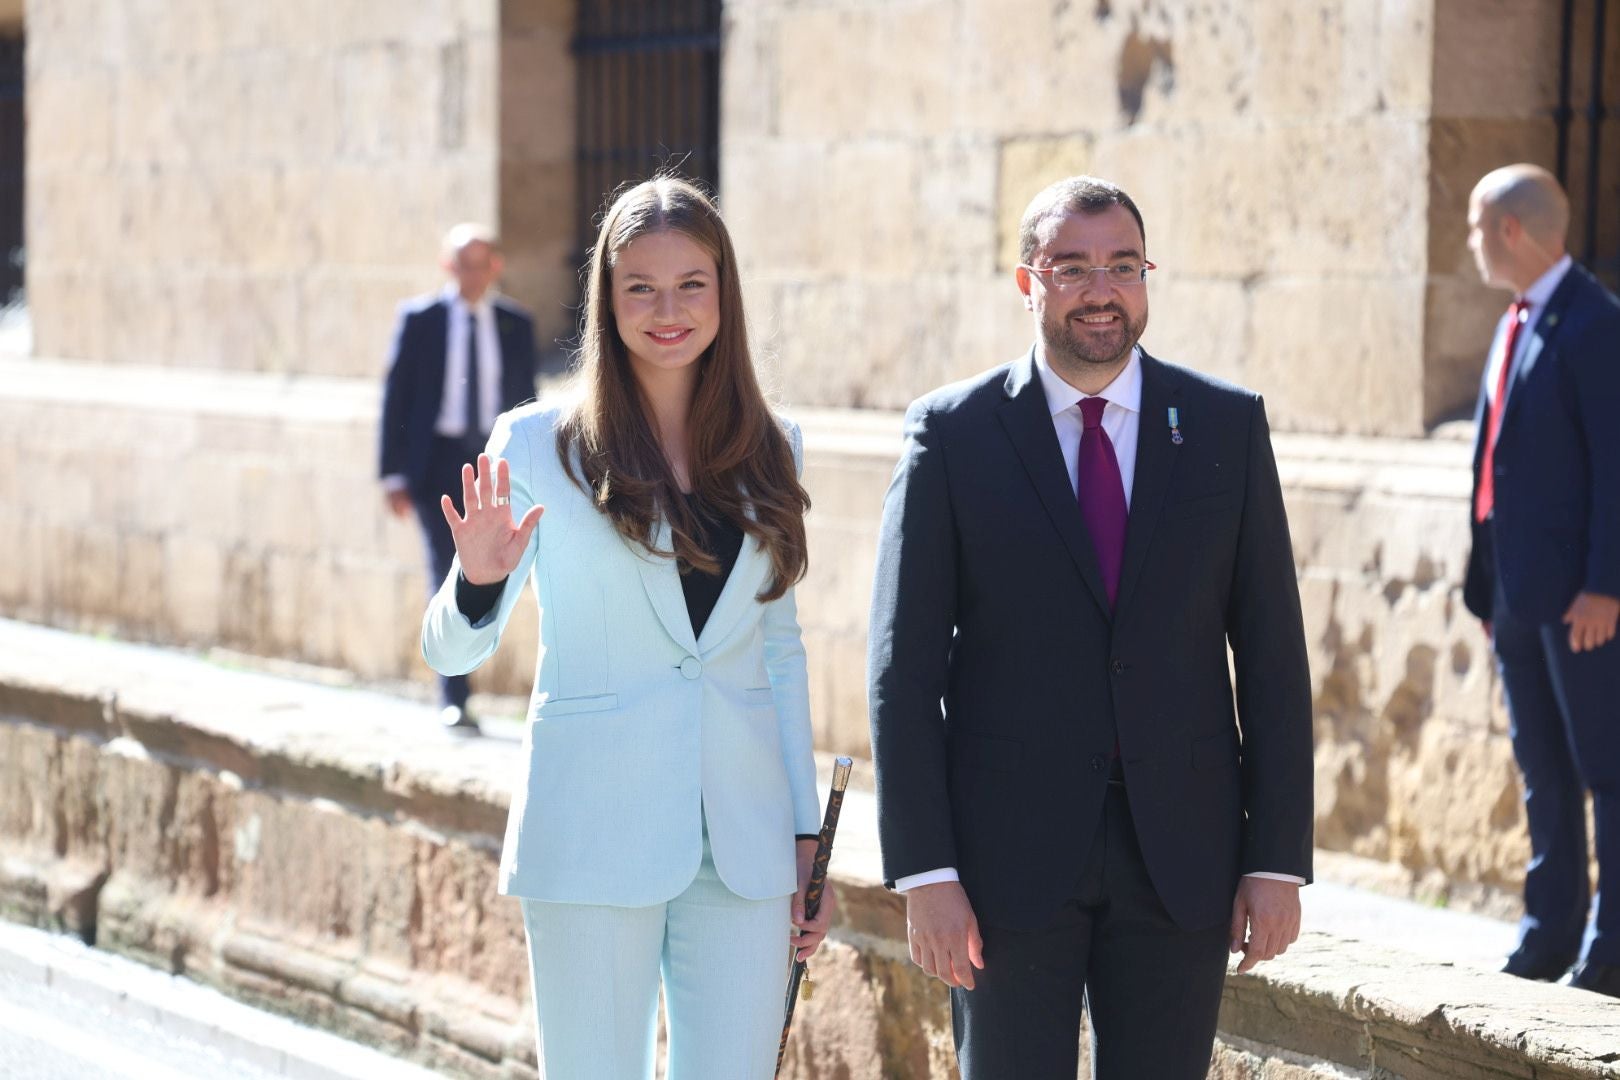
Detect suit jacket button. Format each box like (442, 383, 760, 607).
(1110, 659, 1125, 675)
(1091, 755, 1107, 773)
(679, 656, 703, 680)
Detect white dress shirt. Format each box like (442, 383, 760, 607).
(1483, 254, 1572, 411)
(437, 286, 504, 439)
(895, 346, 1303, 892)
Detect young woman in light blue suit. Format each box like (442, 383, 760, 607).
(421, 177, 834, 1079)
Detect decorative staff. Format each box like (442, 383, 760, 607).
(774, 756, 854, 1078)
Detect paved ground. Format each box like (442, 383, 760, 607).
(0, 920, 445, 1080)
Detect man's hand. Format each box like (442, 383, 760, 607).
(384, 488, 413, 519)
(905, 881, 985, 989)
(1229, 877, 1301, 974)
(1563, 591, 1619, 653)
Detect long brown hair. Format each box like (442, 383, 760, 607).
(557, 176, 809, 601)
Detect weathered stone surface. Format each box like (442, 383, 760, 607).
(3, 626, 1619, 1078)
(720, 0, 1581, 436)
(25, 0, 571, 377)
(0, 357, 1554, 914)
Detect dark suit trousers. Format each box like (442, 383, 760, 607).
(951, 779, 1230, 1080)
(1493, 575, 1620, 967)
(412, 434, 484, 709)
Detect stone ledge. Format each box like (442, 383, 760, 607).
(1, 618, 1616, 1078)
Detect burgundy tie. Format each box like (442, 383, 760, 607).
(1077, 397, 1128, 608)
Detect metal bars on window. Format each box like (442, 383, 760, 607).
(572, 1, 722, 271)
(0, 35, 22, 306)
(1555, 0, 1619, 287)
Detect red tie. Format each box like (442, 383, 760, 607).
(1474, 299, 1530, 524)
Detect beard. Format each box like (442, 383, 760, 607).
(1041, 301, 1147, 373)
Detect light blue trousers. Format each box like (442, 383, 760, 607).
(519, 837, 792, 1080)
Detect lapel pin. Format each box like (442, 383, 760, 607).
(1168, 406, 1183, 445)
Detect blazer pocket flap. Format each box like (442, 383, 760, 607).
(744, 687, 775, 708)
(1191, 731, 1239, 770)
(536, 692, 620, 718)
(951, 731, 1024, 773)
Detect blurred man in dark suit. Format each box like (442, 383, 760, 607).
(1463, 164, 1620, 997)
(380, 224, 537, 732)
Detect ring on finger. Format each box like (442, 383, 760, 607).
(492, 495, 510, 507)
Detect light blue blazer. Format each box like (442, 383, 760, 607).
(422, 404, 821, 907)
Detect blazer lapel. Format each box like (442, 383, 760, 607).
(1500, 272, 1580, 437)
(1113, 352, 1181, 621)
(996, 350, 1114, 621)
(632, 516, 700, 655)
(695, 532, 770, 653)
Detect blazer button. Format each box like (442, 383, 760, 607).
(1110, 659, 1125, 675)
(679, 656, 703, 680)
(1091, 755, 1108, 773)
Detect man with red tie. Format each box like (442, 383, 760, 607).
(868, 176, 1314, 1078)
(1462, 164, 1620, 997)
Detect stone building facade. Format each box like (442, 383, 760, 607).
(0, 0, 1615, 914)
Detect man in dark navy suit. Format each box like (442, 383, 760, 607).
(1462, 165, 1620, 997)
(380, 224, 537, 732)
(868, 176, 1314, 1078)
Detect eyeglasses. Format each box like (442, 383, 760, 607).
(1019, 260, 1157, 289)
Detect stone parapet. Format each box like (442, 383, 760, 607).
(1, 620, 1617, 1078)
(0, 355, 1529, 910)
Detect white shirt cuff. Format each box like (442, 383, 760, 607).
(381, 474, 409, 494)
(1244, 872, 1306, 885)
(895, 867, 960, 892)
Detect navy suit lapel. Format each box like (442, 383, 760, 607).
(1113, 353, 1181, 621)
(1500, 270, 1581, 437)
(996, 350, 1114, 621)
(420, 300, 451, 415)
(492, 301, 530, 409)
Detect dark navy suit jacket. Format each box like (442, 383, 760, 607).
(868, 349, 1314, 933)
(1464, 264, 1620, 625)
(378, 293, 538, 495)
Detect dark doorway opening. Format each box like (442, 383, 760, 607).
(1555, 0, 1619, 289)
(572, 1, 721, 271)
(0, 34, 23, 307)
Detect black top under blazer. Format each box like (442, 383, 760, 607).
(868, 348, 1315, 933)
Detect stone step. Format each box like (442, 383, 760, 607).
(1, 616, 1616, 1078)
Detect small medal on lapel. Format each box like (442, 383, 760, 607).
(1168, 406, 1184, 445)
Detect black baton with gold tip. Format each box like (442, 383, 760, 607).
(774, 756, 853, 1078)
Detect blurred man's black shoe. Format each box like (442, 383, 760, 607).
(1570, 961, 1620, 998)
(1501, 948, 1574, 982)
(439, 705, 482, 735)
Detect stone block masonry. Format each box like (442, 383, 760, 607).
(0, 352, 1545, 913)
(24, 0, 580, 379)
(1, 621, 1617, 1079)
(722, 0, 1595, 435)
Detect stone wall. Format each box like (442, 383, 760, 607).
(0, 356, 537, 700)
(23, 0, 578, 378)
(0, 353, 1534, 910)
(722, 0, 1609, 437)
(3, 623, 1617, 1079)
